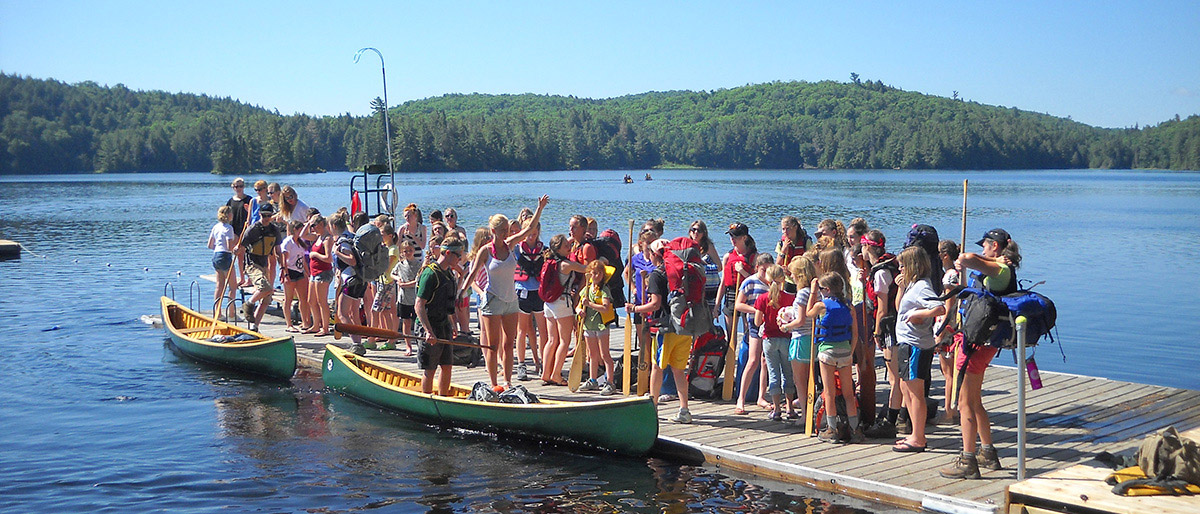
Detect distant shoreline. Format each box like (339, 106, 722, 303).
(2, 166, 1196, 176)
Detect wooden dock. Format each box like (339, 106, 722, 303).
(180, 285, 1200, 514)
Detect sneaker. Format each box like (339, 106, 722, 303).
(350, 344, 367, 356)
(977, 446, 1003, 471)
(939, 452, 982, 480)
(863, 419, 897, 439)
(599, 383, 617, 396)
(671, 408, 692, 424)
(363, 341, 378, 350)
(379, 341, 396, 351)
(517, 363, 529, 382)
(579, 379, 599, 392)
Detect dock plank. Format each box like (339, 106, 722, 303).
(228, 291, 1200, 514)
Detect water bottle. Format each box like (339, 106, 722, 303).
(1026, 356, 1043, 390)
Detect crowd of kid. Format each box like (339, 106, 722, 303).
(207, 177, 1024, 480)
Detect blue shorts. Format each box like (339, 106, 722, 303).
(212, 251, 233, 272)
(897, 344, 934, 382)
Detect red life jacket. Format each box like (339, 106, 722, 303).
(777, 235, 809, 268)
(723, 249, 755, 287)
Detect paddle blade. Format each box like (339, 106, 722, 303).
(721, 312, 739, 401)
(568, 323, 587, 392)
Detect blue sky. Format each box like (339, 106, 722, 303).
(1, 1, 1196, 128)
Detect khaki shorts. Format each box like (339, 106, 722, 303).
(246, 262, 271, 293)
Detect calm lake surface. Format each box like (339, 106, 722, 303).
(1, 169, 1197, 512)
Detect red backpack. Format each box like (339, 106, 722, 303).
(538, 257, 567, 302)
(662, 237, 713, 336)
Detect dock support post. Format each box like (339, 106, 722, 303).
(1015, 315, 1028, 480)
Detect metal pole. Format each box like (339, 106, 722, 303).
(1015, 315, 1028, 480)
(354, 47, 395, 219)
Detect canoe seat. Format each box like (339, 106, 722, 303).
(178, 326, 218, 335)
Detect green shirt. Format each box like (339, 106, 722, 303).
(416, 263, 457, 324)
(983, 263, 1013, 293)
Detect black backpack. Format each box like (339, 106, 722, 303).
(904, 224, 944, 294)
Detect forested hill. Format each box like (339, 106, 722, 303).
(2, 73, 1197, 174)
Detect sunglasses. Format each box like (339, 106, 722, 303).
(269, 190, 279, 195)
(232, 184, 244, 188)
(255, 188, 265, 192)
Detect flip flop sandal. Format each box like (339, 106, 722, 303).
(733, 407, 748, 415)
(892, 441, 926, 453)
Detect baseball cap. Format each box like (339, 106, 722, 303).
(975, 228, 1010, 246)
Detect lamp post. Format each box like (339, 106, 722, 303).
(354, 47, 395, 218)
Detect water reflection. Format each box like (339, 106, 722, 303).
(194, 367, 896, 512)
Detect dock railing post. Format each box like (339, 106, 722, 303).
(1015, 315, 1028, 480)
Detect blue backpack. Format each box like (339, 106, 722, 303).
(948, 276, 1057, 349)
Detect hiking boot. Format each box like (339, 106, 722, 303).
(863, 419, 897, 439)
(836, 418, 851, 442)
(599, 383, 617, 396)
(350, 344, 367, 356)
(671, 408, 692, 424)
(848, 426, 866, 444)
(977, 446, 1003, 471)
(939, 452, 982, 480)
(516, 363, 529, 382)
(817, 426, 842, 443)
(897, 410, 912, 435)
(579, 379, 599, 392)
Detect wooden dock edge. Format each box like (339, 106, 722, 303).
(661, 435, 1000, 514)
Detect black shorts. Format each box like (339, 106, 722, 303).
(417, 318, 455, 370)
(287, 269, 305, 282)
(517, 288, 544, 314)
(398, 303, 416, 320)
(342, 276, 367, 299)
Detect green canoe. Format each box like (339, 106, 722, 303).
(161, 296, 296, 380)
(321, 344, 659, 456)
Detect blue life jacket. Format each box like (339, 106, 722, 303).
(816, 297, 853, 343)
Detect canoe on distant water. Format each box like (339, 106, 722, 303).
(321, 344, 659, 456)
(160, 296, 296, 380)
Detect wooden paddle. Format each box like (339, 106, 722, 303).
(567, 309, 587, 392)
(721, 276, 743, 401)
(333, 322, 489, 349)
(635, 270, 651, 397)
(950, 179, 968, 407)
(805, 319, 818, 437)
(623, 219, 635, 396)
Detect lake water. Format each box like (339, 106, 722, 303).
(1, 169, 1197, 512)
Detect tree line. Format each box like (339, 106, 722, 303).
(1, 73, 1197, 174)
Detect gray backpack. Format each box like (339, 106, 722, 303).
(353, 224, 388, 281)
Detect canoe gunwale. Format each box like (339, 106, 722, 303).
(160, 296, 296, 380)
(322, 344, 658, 455)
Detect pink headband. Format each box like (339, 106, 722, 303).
(860, 236, 883, 248)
